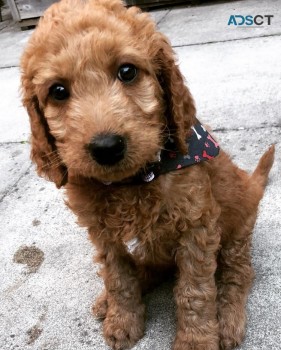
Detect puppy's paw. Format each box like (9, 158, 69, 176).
(92, 291, 108, 320)
(103, 305, 145, 350)
(173, 341, 219, 350)
(173, 331, 219, 350)
(219, 306, 246, 350)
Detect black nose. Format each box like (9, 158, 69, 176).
(88, 134, 126, 166)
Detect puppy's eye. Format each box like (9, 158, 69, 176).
(117, 64, 138, 83)
(49, 84, 70, 101)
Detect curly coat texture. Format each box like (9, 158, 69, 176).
(21, 1, 275, 349)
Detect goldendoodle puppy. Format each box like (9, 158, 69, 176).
(21, 1, 275, 349)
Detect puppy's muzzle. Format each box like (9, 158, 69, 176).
(88, 134, 126, 166)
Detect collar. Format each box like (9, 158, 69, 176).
(103, 121, 220, 186)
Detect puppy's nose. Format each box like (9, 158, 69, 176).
(88, 134, 126, 166)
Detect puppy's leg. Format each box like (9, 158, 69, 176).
(92, 264, 174, 322)
(173, 215, 221, 350)
(217, 233, 254, 350)
(92, 289, 108, 319)
(95, 243, 145, 350)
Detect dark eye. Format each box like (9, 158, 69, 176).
(117, 64, 138, 83)
(49, 84, 70, 101)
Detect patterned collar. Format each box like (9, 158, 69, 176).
(103, 121, 220, 186)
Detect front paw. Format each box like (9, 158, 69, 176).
(219, 305, 246, 350)
(103, 305, 145, 350)
(173, 331, 219, 350)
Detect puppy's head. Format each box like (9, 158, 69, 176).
(21, 0, 195, 187)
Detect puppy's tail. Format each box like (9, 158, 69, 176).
(251, 145, 275, 188)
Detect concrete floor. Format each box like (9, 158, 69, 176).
(0, 1, 280, 349)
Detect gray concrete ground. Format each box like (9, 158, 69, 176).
(0, 0, 280, 349)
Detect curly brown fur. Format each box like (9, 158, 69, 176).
(21, 1, 275, 349)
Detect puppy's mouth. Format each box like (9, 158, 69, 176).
(90, 152, 161, 185)
(84, 133, 162, 184)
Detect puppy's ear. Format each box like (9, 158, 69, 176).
(153, 34, 196, 153)
(23, 96, 68, 188)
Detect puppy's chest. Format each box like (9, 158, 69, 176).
(100, 190, 190, 252)
(115, 201, 184, 263)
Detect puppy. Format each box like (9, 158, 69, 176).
(20, 0, 275, 349)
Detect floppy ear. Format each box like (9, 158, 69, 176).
(23, 96, 68, 188)
(153, 34, 196, 153)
